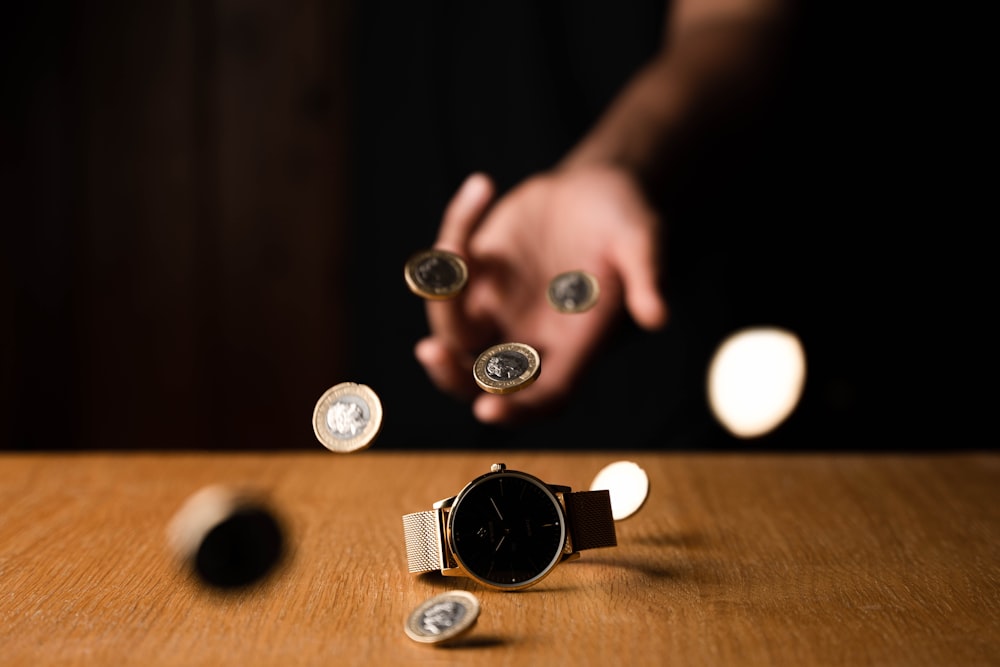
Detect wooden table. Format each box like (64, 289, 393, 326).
(1, 451, 997, 666)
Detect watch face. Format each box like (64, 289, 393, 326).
(448, 469, 566, 590)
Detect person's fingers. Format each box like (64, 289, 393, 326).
(625, 274, 668, 330)
(472, 380, 565, 424)
(472, 393, 511, 423)
(414, 337, 478, 400)
(613, 215, 668, 331)
(421, 173, 493, 346)
(436, 172, 495, 253)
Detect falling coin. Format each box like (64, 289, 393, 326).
(404, 248, 469, 299)
(589, 460, 650, 521)
(405, 590, 481, 645)
(312, 382, 384, 453)
(547, 270, 600, 313)
(166, 485, 286, 589)
(473, 342, 541, 395)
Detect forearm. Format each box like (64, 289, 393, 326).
(561, 0, 789, 184)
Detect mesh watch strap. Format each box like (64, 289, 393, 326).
(402, 510, 445, 573)
(564, 489, 617, 551)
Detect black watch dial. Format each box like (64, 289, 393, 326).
(448, 470, 566, 590)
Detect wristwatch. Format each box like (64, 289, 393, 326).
(402, 462, 617, 591)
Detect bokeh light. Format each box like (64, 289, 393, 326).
(707, 326, 806, 439)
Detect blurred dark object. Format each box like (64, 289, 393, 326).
(195, 505, 285, 589)
(167, 484, 286, 590)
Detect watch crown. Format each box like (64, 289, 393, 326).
(490, 463, 506, 473)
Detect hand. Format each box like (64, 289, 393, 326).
(414, 167, 668, 424)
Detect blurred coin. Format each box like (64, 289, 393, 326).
(312, 382, 383, 453)
(473, 342, 541, 394)
(405, 590, 481, 645)
(589, 460, 650, 521)
(166, 485, 286, 589)
(547, 270, 599, 313)
(404, 248, 468, 299)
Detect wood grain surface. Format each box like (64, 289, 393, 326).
(1, 451, 997, 666)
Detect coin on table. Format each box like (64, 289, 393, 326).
(590, 460, 650, 521)
(473, 342, 541, 394)
(312, 382, 383, 453)
(404, 248, 469, 299)
(405, 590, 481, 645)
(547, 270, 600, 313)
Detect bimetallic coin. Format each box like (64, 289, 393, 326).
(312, 382, 383, 453)
(547, 270, 600, 313)
(404, 248, 469, 299)
(405, 590, 481, 645)
(589, 460, 650, 521)
(473, 342, 541, 395)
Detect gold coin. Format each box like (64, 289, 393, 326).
(312, 382, 383, 453)
(404, 590, 481, 645)
(547, 270, 600, 313)
(473, 342, 541, 395)
(404, 248, 468, 299)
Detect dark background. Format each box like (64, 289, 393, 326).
(2, 2, 974, 451)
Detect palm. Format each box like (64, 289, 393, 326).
(420, 167, 666, 423)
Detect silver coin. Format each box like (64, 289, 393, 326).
(547, 270, 600, 313)
(404, 590, 481, 645)
(473, 342, 541, 395)
(312, 382, 383, 453)
(404, 248, 469, 299)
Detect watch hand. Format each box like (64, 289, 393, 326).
(494, 534, 506, 552)
(490, 497, 504, 521)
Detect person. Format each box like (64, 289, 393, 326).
(346, 0, 804, 449)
